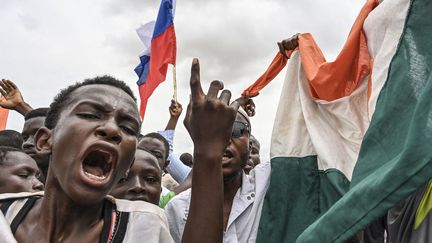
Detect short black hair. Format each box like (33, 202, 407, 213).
(45, 75, 137, 129)
(24, 107, 50, 121)
(0, 130, 23, 149)
(136, 146, 161, 170)
(0, 146, 23, 165)
(139, 132, 170, 160)
(179, 152, 193, 167)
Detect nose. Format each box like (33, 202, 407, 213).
(128, 177, 145, 194)
(22, 136, 35, 150)
(95, 119, 122, 144)
(32, 178, 44, 191)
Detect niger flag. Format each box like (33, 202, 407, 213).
(252, 0, 432, 242)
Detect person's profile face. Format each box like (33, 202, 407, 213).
(249, 136, 260, 167)
(221, 113, 250, 178)
(0, 151, 43, 193)
(22, 116, 49, 168)
(110, 149, 162, 205)
(39, 84, 140, 205)
(138, 137, 168, 170)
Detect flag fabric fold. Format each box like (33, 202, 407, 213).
(253, 0, 431, 241)
(242, 0, 377, 101)
(135, 0, 177, 120)
(297, 0, 432, 241)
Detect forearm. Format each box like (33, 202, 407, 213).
(15, 101, 32, 116)
(165, 116, 180, 130)
(181, 152, 223, 243)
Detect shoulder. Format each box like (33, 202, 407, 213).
(248, 161, 271, 183)
(0, 191, 44, 202)
(107, 196, 166, 221)
(107, 197, 174, 243)
(166, 188, 191, 209)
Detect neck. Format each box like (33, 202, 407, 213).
(38, 175, 104, 241)
(223, 171, 243, 202)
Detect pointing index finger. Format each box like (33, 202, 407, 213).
(190, 58, 204, 101)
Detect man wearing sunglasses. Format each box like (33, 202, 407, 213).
(165, 108, 271, 243)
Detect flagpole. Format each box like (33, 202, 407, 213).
(173, 64, 178, 102)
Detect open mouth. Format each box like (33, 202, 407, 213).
(82, 149, 115, 183)
(222, 149, 234, 162)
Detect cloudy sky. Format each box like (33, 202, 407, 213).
(0, 0, 364, 160)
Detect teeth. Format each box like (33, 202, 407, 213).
(106, 154, 113, 164)
(84, 171, 107, 181)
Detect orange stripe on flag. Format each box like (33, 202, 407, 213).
(0, 107, 9, 130)
(243, 0, 378, 101)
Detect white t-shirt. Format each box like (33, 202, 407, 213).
(0, 192, 173, 243)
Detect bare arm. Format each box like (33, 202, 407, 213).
(0, 79, 33, 116)
(181, 58, 239, 243)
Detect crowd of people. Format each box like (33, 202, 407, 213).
(0, 29, 283, 241)
(0, 30, 429, 243)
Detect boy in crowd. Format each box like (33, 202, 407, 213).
(0, 76, 173, 242)
(0, 146, 43, 194)
(110, 148, 162, 206)
(165, 109, 268, 243)
(22, 108, 50, 182)
(0, 79, 51, 182)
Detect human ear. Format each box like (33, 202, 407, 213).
(35, 127, 53, 155)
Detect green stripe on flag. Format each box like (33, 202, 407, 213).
(256, 156, 349, 243)
(297, 0, 432, 241)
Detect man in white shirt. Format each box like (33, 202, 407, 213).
(165, 110, 271, 243)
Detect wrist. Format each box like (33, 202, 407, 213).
(15, 101, 32, 116)
(193, 146, 224, 162)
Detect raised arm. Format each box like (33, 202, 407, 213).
(0, 79, 33, 116)
(158, 99, 192, 183)
(165, 99, 183, 131)
(181, 58, 239, 243)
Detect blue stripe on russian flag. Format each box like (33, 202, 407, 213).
(135, 55, 151, 86)
(152, 0, 175, 38)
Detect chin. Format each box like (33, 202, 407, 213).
(65, 184, 110, 206)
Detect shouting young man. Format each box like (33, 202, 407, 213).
(0, 76, 172, 242)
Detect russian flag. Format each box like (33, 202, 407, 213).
(134, 0, 177, 119)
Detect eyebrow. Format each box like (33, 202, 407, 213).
(75, 101, 140, 127)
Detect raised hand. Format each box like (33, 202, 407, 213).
(165, 99, 183, 131)
(0, 79, 33, 116)
(184, 58, 240, 154)
(182, 58, 239, 243)
(277, 33, 300, 58)
(169, 99, 183, 119)
(235, 95, 256, 117)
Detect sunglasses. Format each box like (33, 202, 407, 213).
(231, 121, 250, 138)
